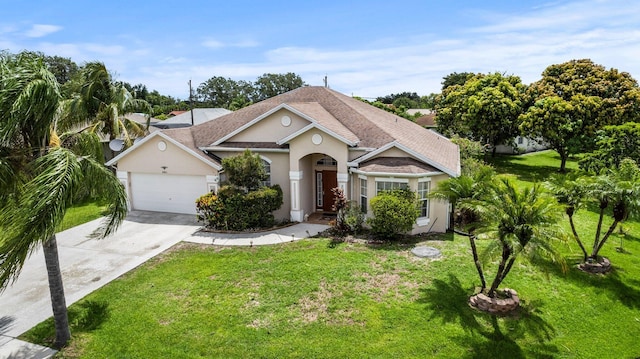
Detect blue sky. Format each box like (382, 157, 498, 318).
(2, 0, 639, 100)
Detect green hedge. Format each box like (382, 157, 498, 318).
(196, 184, 283, 231)
(367, 188, 418, 240)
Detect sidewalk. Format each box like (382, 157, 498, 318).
(0, 211, 328, 359)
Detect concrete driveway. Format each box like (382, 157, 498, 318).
(0, 211, 201, 358)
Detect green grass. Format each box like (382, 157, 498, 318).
(57, 201, 108, 232)
(22, 151, 640, 358)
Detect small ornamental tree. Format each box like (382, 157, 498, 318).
(222, 149, 267, 192)
(368, 188, 418, 240)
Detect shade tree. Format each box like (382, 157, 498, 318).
(520, 59, 640, 172)
(435, 72, 526, 156)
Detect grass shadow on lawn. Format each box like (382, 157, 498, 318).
(418, 274, 559, 359)
(539, 256, 640, 310)
(20, 300, 110, 347)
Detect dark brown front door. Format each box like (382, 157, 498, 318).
(317, 170, 337, 212)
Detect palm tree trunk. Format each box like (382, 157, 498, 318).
(569, 215, 588, 262)
(488, 245, 510, 298)
(43, 234, 71, 348)
(469, 234, 486, 291)
(500, 257, 517, 284)
(592, 220, 620, 258)
(454, 229, 486, 291)
(592, 206, 606, 258)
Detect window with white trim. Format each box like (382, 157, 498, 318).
(261, 159, 271, 187)
(418, 180, 430, 218)
(375, 180, 409, 195)
(360, 178, 367, 213)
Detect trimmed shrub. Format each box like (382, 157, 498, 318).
(367, 188, 418, 240)
(196, 184, 283, 231)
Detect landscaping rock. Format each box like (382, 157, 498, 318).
(469, 288, 520, 314)
(579, 257, 611, 274)
(411, 246, 442, 259)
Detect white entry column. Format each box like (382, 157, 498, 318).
(290, 171, 304, 222)
(337, 172, 348, 197)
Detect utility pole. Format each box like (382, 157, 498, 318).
(188, 80, 195, 126)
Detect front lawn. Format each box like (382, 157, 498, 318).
(22, 151, 640, 358)
(57, 200, 108, 232)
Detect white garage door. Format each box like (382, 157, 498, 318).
(130, 173, 207, 214)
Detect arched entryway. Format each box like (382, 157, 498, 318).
(289, 153, 348, 222)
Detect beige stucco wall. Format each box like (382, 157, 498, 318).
(228, 109, 309, 143)
(117, 137, 217, 176)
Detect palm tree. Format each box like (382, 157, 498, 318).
(0, 52, 127, 348)
(547, 160, 640, 267)
(430, 165, 495, 292)
(588, 159, 640, 260)
(60, 62, 151, 156)
(469, 178, 565, 298)
(546, 174, 591, 261)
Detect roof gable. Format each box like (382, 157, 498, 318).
(106, 130, 221, 170)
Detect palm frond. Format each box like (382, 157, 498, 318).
(80, 156, 128, 238)
(0, 148, 81, 291)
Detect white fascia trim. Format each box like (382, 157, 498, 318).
(276, 123, 358, 147)
(374, 177, 409, 183)
(106, 131, 222, 171)
(350, 141, 459, 178)
(199, 146, 290, 153)
(212, 103, 315, 146)
(350, 169, 443, 178)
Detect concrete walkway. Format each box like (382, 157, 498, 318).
(0, 211, 328, 359)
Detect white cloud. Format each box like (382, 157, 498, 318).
(24, 24, 62, 38)
(202, 39, 224, 48)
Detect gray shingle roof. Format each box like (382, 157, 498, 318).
(173, 86, 459, 176)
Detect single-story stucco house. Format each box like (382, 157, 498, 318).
(107, 86, 460, 234)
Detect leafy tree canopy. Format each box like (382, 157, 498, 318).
(253, 72, 306, 102)
(579, 122, 640, 173)
(520, 59, 640, 171)
(221, 149, 267, 192)
(435, 72, 526, 156)
(441, 72, 476, 90)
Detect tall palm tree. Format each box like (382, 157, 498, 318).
(60, 62, 151, 155)
(430, 165, 495, 292)
(0, 52, 127, 348)
(589, 159, 640, 259)
(469, 178, 565, 298)
(546, 174, 591, 261)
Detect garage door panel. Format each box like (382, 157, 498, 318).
(130, 173, 207, 214)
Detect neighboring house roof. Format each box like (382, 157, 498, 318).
(415, 113, 436, 128)
(168, 110, 187, 117)
(152, 108, 232, 129)
(124, 112, 160, 127)
(406, 109, 433, 116)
